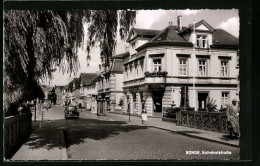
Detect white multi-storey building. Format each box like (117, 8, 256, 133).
(122, 17, 239, 117)
(96, 54, 125, 115)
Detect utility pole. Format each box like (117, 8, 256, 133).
(34, 99, 37, 122)
(128, 102, 131, 122)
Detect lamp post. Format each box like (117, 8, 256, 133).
(34, 99, 37, 122)
(128, 102, 131, 122)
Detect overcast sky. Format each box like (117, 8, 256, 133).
(45, 9, 239, 87)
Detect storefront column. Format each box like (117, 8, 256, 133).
(129, 93, 134, 114)
(124, 93, 128, 113)
(138, 92, 142, 115)
(144, 91, 153, 116)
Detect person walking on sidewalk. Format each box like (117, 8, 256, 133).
(227, 99, 240, 137)
(141, 109, 148, 124)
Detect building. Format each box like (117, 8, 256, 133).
(42, 85, 57, 104)
(79, 73, 98, 113)
(71, 78, 80, 106)
(54, 86, 64, 105)
(62, 81, 73, 106)
(96, 54, 125, 115)
(122, 17, 239, 117)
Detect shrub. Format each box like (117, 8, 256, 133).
(184, 107, 195, 111)
(144, 71, 150, 77)
(219, 105, 227, 112)
(206, 97, 217, 112)
(164, 107, 181, 119)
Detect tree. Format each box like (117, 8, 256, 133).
(4, 10, 136, 114)
(86, 10, 136, 67)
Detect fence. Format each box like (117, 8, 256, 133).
(4, 113, 32, 159)
(177, 111, 229, 133)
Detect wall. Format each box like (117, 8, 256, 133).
(144, 46, 239, 82)
(4, 113, 32, 159)
(129, 38, 150, 56)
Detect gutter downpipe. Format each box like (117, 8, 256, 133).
(193, 20, 196, 111)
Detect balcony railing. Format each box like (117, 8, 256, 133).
(123, 77, 145, 86)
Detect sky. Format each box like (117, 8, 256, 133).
(45, 9, 239, 87)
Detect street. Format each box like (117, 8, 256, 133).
(12, 105, 239, 160)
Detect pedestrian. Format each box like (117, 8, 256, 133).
(18, 103, 23, 115)
(226, 99, 240, 137)
(141, 109, 148, 124)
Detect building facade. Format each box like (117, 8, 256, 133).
(96, 54, 125, 115)
(79, 73, 98, 113)
(122, 18, 239, 117)
(54, 86, 64, 105)
(71, 78, 80, 106)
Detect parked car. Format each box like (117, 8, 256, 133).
(64, 105, 80, 119)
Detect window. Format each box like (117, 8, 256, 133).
(221, 61, 228, 77)
(222, 92, 229, 105)
(237, 55, 239, 67)
(140, 60, 144, 76)
(131, 42, 136, 49)
(196, 35, 208, 48)
(153, 59, 162, 72)
(198, 60, 207, 76)
(179, 59, 187, 76)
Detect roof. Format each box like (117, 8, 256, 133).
(79, 73, 97, 86)
(211, 29, 239, 49)
(68, 81, 73, 91)
(179, 20, 215, 33)
(136, 25, 193, 51)
(150, 25, 188, 43)
(136, 20, 238, 51)
(112, 52, 129, 59)
(133, 28, 161, 36)
(111, 59, 123, 72)
(42, 86, 53, 92)
(127, 28, 161, 42)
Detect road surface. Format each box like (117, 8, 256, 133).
(29, 105, 239, 160)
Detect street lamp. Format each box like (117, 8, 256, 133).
(34, 99, 37, 122)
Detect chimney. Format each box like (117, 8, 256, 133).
(169, 21, 173, 26)
(177, 15, 182, 31)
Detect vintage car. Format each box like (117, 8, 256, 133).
(64, 105, 80, 119)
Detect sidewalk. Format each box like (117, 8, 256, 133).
(88, 111, 240, 147)
(10, 109, 67, 160)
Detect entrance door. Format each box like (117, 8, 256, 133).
(198, 92, 208, 111)
(153, 91, 162, 112)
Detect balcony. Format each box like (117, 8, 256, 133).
(145, 77, 165, 84)
(123, 77, 145, 86)
(144, 71, 168, 84)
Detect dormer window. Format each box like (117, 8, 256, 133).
(196, 35, 208, 48)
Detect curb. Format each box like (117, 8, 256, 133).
(149, 126, 239, 148)
(60, 130, 68, 160)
